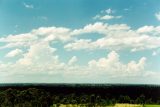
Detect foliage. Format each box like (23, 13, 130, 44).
(0, 84, 160, 107)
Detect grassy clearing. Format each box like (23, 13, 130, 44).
(144, 105, 160, 107)
(53, 104, 160, 107)
(114, 103, 142, 107)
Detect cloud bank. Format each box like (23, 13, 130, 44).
(0, 21, 160, 83)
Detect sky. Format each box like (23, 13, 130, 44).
(0, 0, 160, 84)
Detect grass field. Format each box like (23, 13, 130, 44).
(114, 104, 160, 107)
(114, 103, 142, 107)
(144, 105, 160, 107)
(53, 104, 160, 107)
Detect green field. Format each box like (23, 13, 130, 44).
(54, 104, 160, 107)
(145, 105, 160, 107)
(114, 103, 142, 107)
(114, 104, 160, 107)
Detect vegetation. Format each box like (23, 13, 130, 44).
(144, 105, 160, 107)
(0, 84, 159, 107)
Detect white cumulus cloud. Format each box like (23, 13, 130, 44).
(0, 21, 160, 83)
(88, 51, 147, 77)
(100, 15, 122, 20)
(0, 26, 72, 50)
(65, 22, 160, 52)
(5, 49, 23, 58)
(94, 8, 122, 20)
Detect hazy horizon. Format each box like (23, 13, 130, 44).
(0, 0, 160, 84)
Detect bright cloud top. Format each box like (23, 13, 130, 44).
(5, 49, 23, 58)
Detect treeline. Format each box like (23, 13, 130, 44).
(0, 87, 160, 107)
(0, 88, 52, 107)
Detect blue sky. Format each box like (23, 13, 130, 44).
(0, 0, 160, 84)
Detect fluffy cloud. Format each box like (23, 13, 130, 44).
(0, 22, 134, 51)
(0, 22, 160, 83)
(65, 22, 160, 52)
(5, 49, 23, 58)
(93, 15, 122, 20)
(0, 43, 159, 83)
(32, 27, 71, 42)
(17, 42, 58, 66)
(99, 15, 122, 20)
(0, 26, 71, 49)
(64, 39, 94, 51)
(93, 8, 122, 20)
(71, 22, 107, 35)
(71, 22, 129, 36)
(137, 26, 160, 35)
(0, 50, 153, 82)
(0, 33, 36, 43)
(1, 22, 160, 57)
(137, 26, 154, 33)
(155, 12, 160, 21)
(88, 51, 147, 77)
(1, 42, 65, 76)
